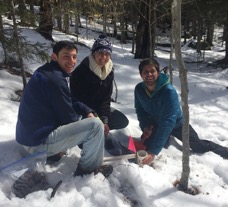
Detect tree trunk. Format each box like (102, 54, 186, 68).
(206, 13, 214, 46)
(196, 16, 202, 55)
(29, 0, 36, 26)
(74, 10, 80, 42)
(134, 13, 148, 58)
(103, 0, 107, 34)
(130, 2, 136, 54)
(64, 2, 70, 35)
(55, 0, 62, 31)
(223, 5, 228, 63)
(217, 3, 228, 65)
(112, 4, 117, 37)
(18, 0, 27, 25)
(172, 0, 190, 192)
(192, 20, 196, 40)
(149, 0, 156, 58)
(113, 19, 117, 37)
(120, 11, 126, 44)
(0, 14, 8, 63)
(134, 1, 149, 59)
(169, 32, 174, 84)
(37, 0, 53, 41)
(64, 13, 70, 34)
(134, 0, 156, 59)
(11, 0, 27, 88)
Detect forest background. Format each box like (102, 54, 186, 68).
(1, 0, 228, 85)
(0, 0, 228, 205)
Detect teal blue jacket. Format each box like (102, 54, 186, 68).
(134, 73, 182, 155)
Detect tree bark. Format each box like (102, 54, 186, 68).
(134, 0, 156, 59)
(18, 0, 27, 25)
(134, 11, 148, 58)
(29, 0, 36, 26)
(37, 0, 53, 41)
(172, 0, 190, 191)
(223, 5, 228, 63)
(169, 32, 174, 84)
(206, 13, 214, 46)
(64, 1, 70, 35)
(11, 0, 27, 88)
(55, 0, 62, 31)
(103, 0, 107, 34)
(0, 14, 8, 63)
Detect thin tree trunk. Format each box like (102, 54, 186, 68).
(206, 13, 214, 46)
(196, 16, 202, 55)
(11, 0, 27, 88)
(149, 0, 156, 58)
(120, 11, 126, 44)
(172, 0, 190, 191)
(74, 0, 79, 39)
(103, 0, 107, 34)
(0, 14, 8, 63)
(18, 0, 27, 25)
(169, 33, 174, 84)
(64, 12, 70, 34)
(223, 5, 228, 62)
(56, 0, 62, 31)
(38, 0, 53, 41)
(135, 0, 156, 59)
(130, 2, 135, 54)
(148, 0, 152, 57)
(29, 0, 36, 26)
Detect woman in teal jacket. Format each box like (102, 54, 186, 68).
(135, 58, 228, 164)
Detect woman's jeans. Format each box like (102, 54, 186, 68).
(23, 117, 104, 171)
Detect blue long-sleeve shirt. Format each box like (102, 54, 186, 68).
(16, 61, 93, 146)
(134, 73, 182, 155)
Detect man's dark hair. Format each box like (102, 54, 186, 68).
(53, 41, 78, 56)
(138, 58, 160, 74)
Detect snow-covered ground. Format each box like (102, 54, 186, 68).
(0, 17, 228, 207)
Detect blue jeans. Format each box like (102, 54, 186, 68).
(23, 117, 104, 171)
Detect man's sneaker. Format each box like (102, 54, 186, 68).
(74, 165, 113, 178)
(46, 151, 67, 163)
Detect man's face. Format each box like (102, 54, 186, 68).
(140, 65, 159, 88)
(53, 48, 77, 74)
(94, 51, 111, 68)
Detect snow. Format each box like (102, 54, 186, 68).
(0, 17, 228, 207)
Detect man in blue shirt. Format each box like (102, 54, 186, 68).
(16, 41, 112, 177)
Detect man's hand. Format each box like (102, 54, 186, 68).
(104, 124, 110, 136)
(87, 113, 95, 118)
(142, 125, 153, 139)
(142, 152, 155, 165)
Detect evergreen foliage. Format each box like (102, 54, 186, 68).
(0, 0, 228, 87)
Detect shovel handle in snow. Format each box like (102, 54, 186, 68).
(50, 180, 62, 199)
(103, 153, 136, 162)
